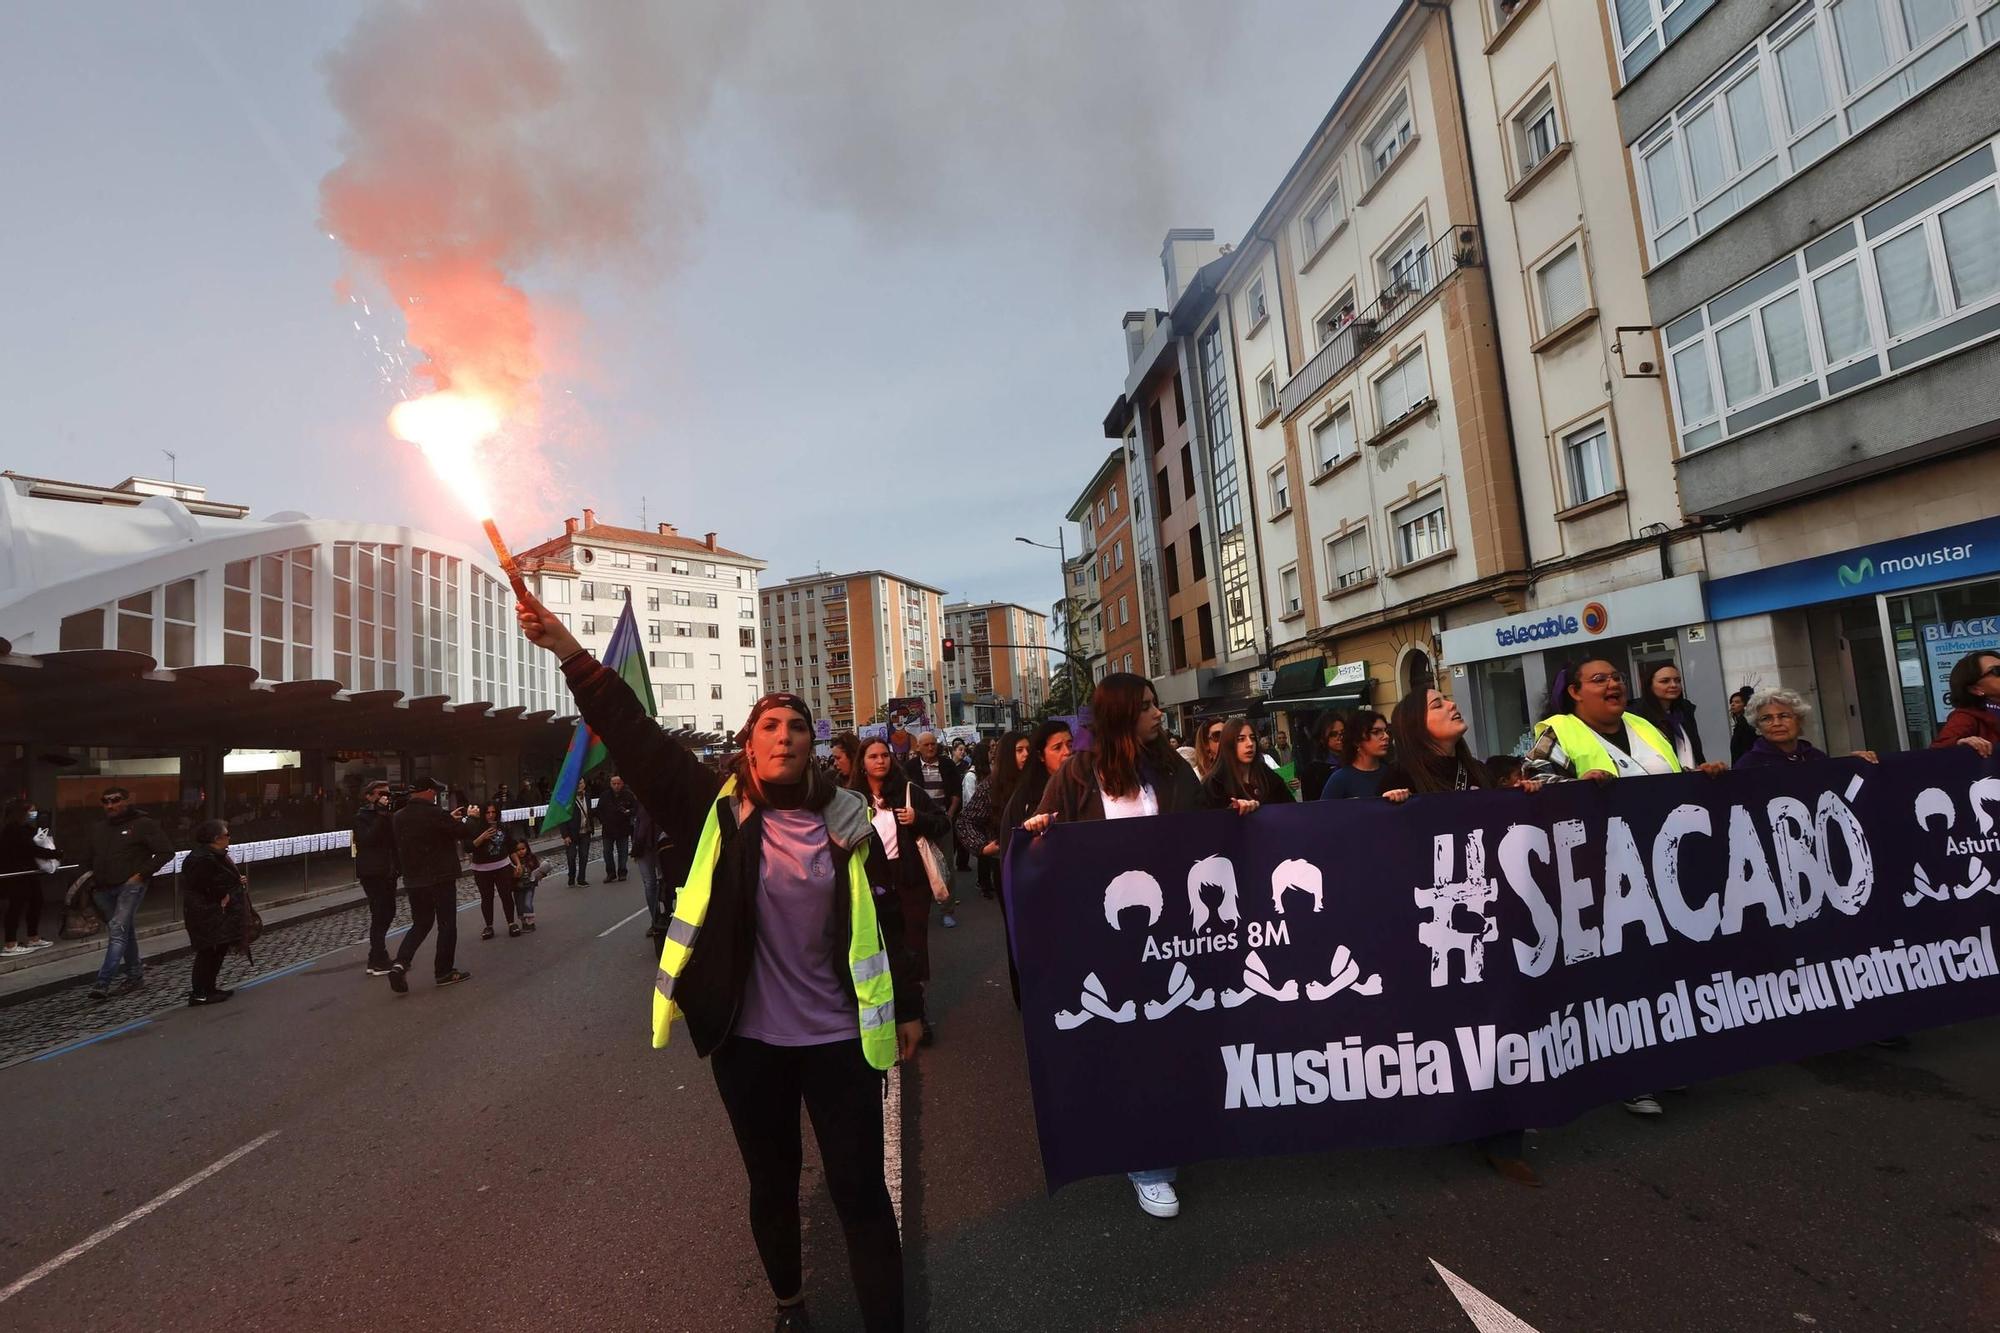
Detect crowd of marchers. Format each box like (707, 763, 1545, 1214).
(507, 589, 2000, 1333)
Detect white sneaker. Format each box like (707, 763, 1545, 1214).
(1623, 1094, 1663, 1116)
(0, 944, 31, 957)
(28, 939, 55, 950)
(1133, 1180, 1180, 1218)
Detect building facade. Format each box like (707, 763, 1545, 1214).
(1615, 0, 2000, 754)
(516, 509, 766, 735)
(1211, 0, 1527, 739)
(941, 600, 1051, 725)
(1436, 0, 1719, 758)
(759, 570, 946, 731)
(1068, 447, 1141, 682)
(1103, 230, 1272, 731)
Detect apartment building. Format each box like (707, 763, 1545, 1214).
(516, 509, 765, 734)
(1434, 0, 1720, 758)
(1067, 447, 1141, 681)
(1212, 0, 1526, 738)
(1102, 230, 1270, 731)
(1059, 548, 1105, 681)
(758, 570, 946, 731)
(941, 601, 1051, 725)
(1615, 0, 2000, 753)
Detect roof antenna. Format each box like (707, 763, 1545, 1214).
(639, 495, 647, 529)
(163, 450, 177, 483)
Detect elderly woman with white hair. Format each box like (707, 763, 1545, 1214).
(1732, 687, 1877, 767)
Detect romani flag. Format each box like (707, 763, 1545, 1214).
(539, 595, 653, 834)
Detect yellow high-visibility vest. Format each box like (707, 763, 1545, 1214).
(652, 780, 898, 1070)
(1534, 712, 1682, 778)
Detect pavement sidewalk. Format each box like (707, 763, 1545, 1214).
(0, 834, 571, 1007)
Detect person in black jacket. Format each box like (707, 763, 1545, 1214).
(181, 819, 243, 1006)
(1201, 720, 1295, 811)
(0, 799, 53, 955)
(385, 780, 469, 993)
(86, 788, 175, 1000)
(598, 774, 637, 882)
(1021, 673, 1211, 1221)
(352, 781, 400, 976)
(562, 794, 595, 886)
(517, 591, 921, 1333)
(853, 736, 951, 1045)
(1630, 660, 1709, 770)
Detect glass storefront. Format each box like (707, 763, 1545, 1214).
(1884, 575, 2000, 750)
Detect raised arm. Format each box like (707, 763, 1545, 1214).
(516, 590, 722, 852)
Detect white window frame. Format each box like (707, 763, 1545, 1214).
(1362, 93, 1414, 185)
(1378, 218, 1431, 297)
(1536, 242, 1590, 333)
(1268, 462, 1291, 513)
(1324, 527, 1374, 592)
(1517, 90, 1562, 176)
(1279, 564, 1303, 616)
(1662, 137, 2000, 454)
(1632, 0, 1986, 264)
(1607, 0, 1706, 84)
(1302, 177, 1345, 258)
(1311, 401, 1357, 474)
(1560, 420, 1619, 506)
(1247, 276, 1269, 327)
(1256, 367, 1278, 419)
(1392, 491, 1452, 567)
(1371, 347, 1432, 429)
(1315, 288, 1358, 347)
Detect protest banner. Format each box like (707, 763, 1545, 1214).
(1003, 751, 2000, 1190)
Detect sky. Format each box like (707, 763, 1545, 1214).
(1, 0, 1397, 612)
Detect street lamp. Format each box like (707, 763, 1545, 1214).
(1017, 530, 1083, 710)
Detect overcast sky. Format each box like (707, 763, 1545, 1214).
(2, 0, 1395, 611)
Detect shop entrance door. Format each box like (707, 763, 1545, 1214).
(1835, 602, 1900, 755)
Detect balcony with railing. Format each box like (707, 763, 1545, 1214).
(1279, 224, 1481, 421)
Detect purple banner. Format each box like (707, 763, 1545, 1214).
(1004, 751, 2000, 1190)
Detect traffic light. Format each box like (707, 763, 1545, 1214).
(942, 636, 956, 663)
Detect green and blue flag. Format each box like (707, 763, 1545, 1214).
(540, 597, 653, 834)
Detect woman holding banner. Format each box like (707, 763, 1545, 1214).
(995, 721, 1073, 1009)
(1024, 673, 1211, 1219)
(1931, 650, 2000, 755)
(1735, 688, 1878, 766)
(1525, 658, 1725, 1120)
(516, 595, 921, 1333)
(1201, 720, 1293, 811)
(1319, 709, 1389, 800)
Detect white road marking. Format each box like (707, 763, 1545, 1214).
(1432, 1259, 1543, 1333)
(0, 1130, 281, 1306)
(884, 1064, 904, 1237)
(598, 907, 650, 938)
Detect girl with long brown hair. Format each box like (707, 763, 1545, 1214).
(1200, 719, 1293, 809)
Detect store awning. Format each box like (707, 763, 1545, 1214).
(1252, 678, 1375, 717)
(1268, 657, 1327, 700)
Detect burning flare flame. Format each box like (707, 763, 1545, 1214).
(388, 390, 501, 518)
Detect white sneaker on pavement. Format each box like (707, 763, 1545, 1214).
(1, 944, 31, 957)
(1133, 1180, 1180, 1218)
(1623, 1094, 1663, 1116)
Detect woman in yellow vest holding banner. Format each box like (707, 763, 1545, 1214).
(517, 593, 921, 1333)
(1523, 657, 1727, 1120)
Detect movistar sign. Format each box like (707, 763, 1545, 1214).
(1707, 515, 2000, 622)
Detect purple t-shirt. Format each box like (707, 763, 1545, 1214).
(734, 808, 856, 1047)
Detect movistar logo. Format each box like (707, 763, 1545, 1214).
(1837, 558, 1875, 587)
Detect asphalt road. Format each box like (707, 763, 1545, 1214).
(2, 878, 1997, 1331)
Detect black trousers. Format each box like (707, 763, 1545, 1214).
(394, 879, 458, 978)
(474, 867, 517, 926)
(3, 871, 42, 942)
(565, 836, 592, 882)
(359, 874, 398, 968)
(191, 944, 226, 996)
(710, 1038, 903, 1332)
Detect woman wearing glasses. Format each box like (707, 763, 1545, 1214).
(1525, 658, 1725, 1120)
(1318, 710, 1390, 800)
(1735, 689, 1877, 767)
(1523, 658, 1730, 787)
(1930, 651, 2000, 757)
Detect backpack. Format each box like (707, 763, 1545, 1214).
(61, 872, 103, 939)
